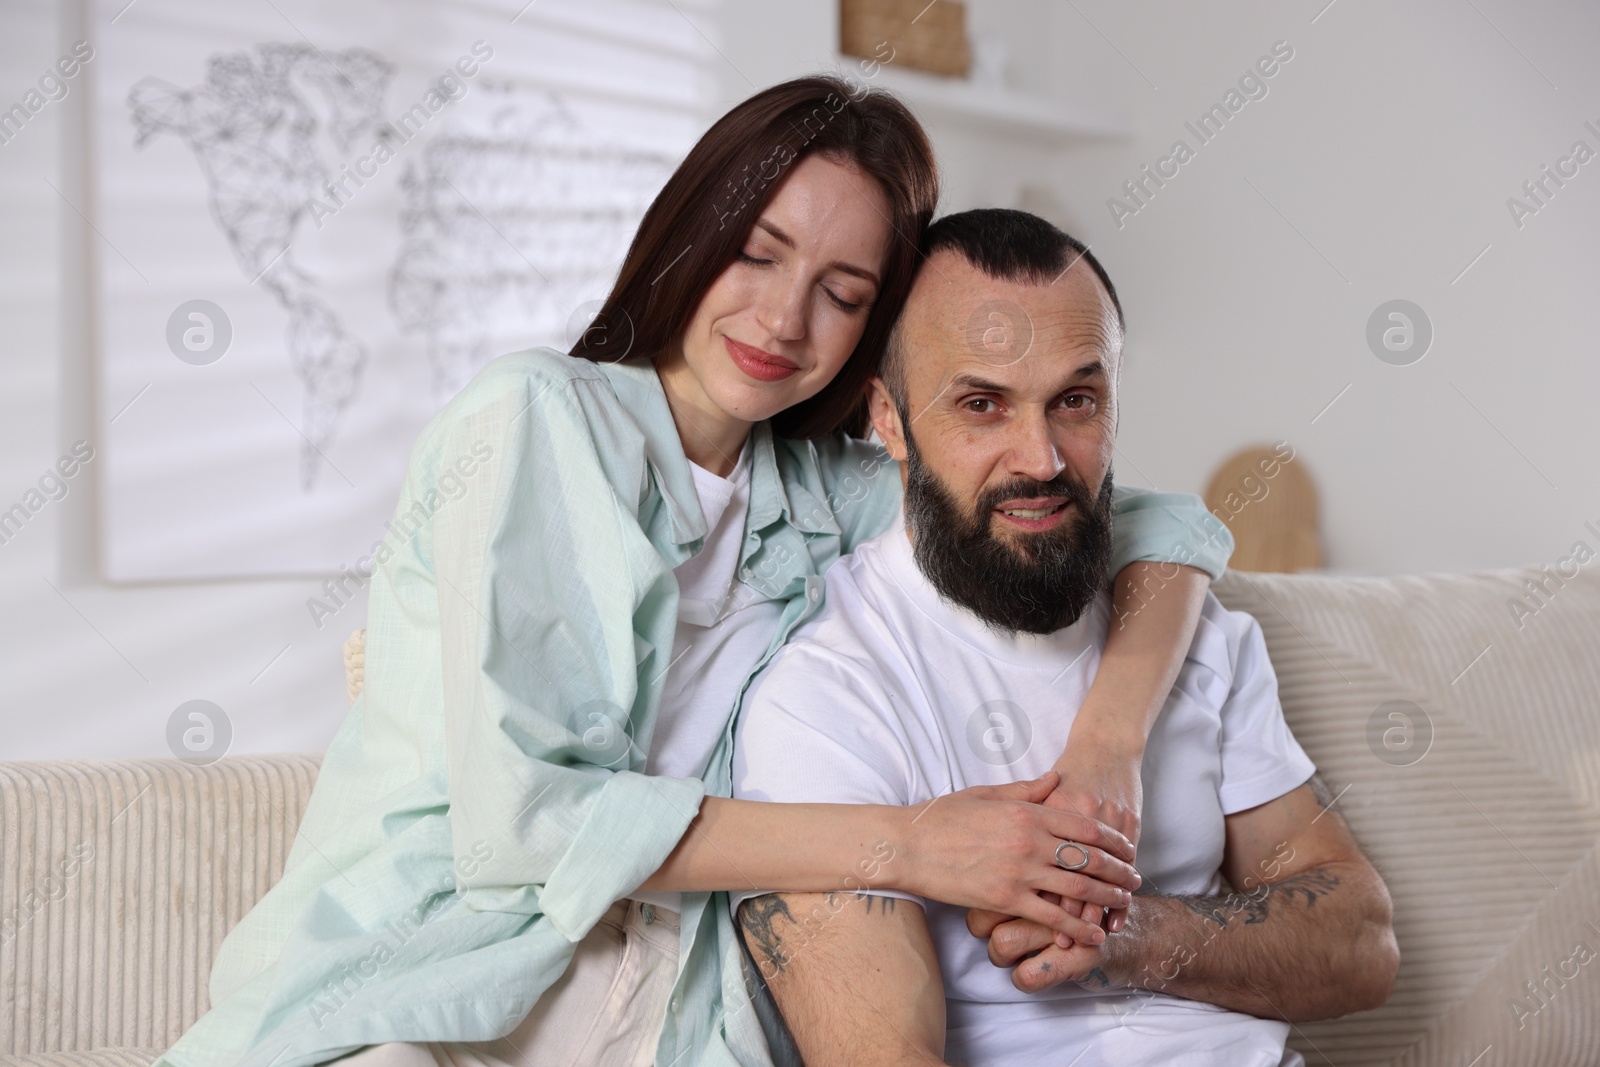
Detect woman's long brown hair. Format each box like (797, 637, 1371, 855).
(569, 75, 938, 439)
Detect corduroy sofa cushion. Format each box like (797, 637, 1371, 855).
(0, 755, 320, 1060)
(1214, 565, 1600, 1066)
(3, 566, 1596, 1065)
(0, 1050, 168, 1067)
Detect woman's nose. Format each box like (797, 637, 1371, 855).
(755, 274, 809, 342)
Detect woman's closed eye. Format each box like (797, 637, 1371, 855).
(741, 251, 869, 313)
(824, 287, 866, 313)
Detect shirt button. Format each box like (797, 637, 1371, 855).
(671, 996, 682, 1013)
(807, 587, 820, 602)
(740, 567, 752, 580)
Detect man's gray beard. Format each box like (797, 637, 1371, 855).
(900, 418, 1114, 637)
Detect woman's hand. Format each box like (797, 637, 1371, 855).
(1050, 730, 1144, 852)
(957, 738, 1145, 955)
(899, 771, 1142, 946)
(1048, 723, 1146, 935)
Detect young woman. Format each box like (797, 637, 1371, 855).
(157, 77, 1230, 1067)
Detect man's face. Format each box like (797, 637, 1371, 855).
(868, 249, 1123, 634)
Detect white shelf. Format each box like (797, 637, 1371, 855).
(865, 66, 1129, 146)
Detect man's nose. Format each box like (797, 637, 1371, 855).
(755, 273, 809, 343)
(1004, 409, 1066, 483)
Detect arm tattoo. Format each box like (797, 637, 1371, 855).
(1077, 966, 1114, 990)
(824, 891, 897, 914)
(1307, 772, 1336, 811)
(1177, 891, 1269, 928)
(738, 892, 901, 977)
(739, 896, 798, 976)
(1265, 868, 1342, 908)
(1173, 868, 1343, 930)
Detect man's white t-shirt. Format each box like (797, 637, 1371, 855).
(634, 444, 784, 913)
(731, 521, 1316, 1067)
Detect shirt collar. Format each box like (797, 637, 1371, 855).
(603, 358, 842, 542)
(600, 358, 705, 546)
(752, 433, 843, 537)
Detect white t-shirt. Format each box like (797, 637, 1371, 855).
(732, 521, 1315, 1067)
(633, 444, 785, 913)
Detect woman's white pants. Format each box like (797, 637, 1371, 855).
(332, 899, 679, 1067)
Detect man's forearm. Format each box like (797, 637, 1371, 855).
(1095, 860, 1399, 1021)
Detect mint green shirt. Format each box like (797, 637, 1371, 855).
(157, 348, 1232, 1067)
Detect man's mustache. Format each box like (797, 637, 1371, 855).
(975, 474, 1098, 518)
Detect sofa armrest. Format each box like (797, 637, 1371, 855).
(0, 1049, 170, 1066)
(0, 755, 320, 1056)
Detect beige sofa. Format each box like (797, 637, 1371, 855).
(4, 566, 1598, 1066)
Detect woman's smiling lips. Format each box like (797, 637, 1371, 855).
(724, 336, 801, 382)
(993, 497, 1071, 532)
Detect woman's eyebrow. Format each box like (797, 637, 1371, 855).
(754, 219, 881, 286)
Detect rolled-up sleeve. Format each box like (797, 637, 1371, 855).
(1110, 484, 1234, 579)
(423, 365, 705, 942)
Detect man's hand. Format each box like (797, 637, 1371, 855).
(961, 735, 1146, 955)
(900, 771, 1140, 947)
(968, 905, 1111, 993)
(968, 776, 1401, 1020)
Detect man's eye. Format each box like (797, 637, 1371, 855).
(964, 398, 997, 414)
(1060, 394, 1097, 415)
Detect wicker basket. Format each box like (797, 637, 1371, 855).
(840, 0, 971, 78)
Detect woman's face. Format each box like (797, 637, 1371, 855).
(665, 152, 894, 430)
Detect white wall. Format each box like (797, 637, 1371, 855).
(3, 0, 424, 762)
(720, 0, 1600, 577)
(4, 0, 1596, 760)
(1042, 0, 1600, 579)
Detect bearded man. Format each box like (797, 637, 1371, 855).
(730, 208, 1398, 1067)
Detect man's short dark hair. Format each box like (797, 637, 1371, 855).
(882, 208, 1124, 399)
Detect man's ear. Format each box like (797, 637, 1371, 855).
(866, 377, 908, 462)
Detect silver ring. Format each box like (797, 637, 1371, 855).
(1055, 840, 1091, 871)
